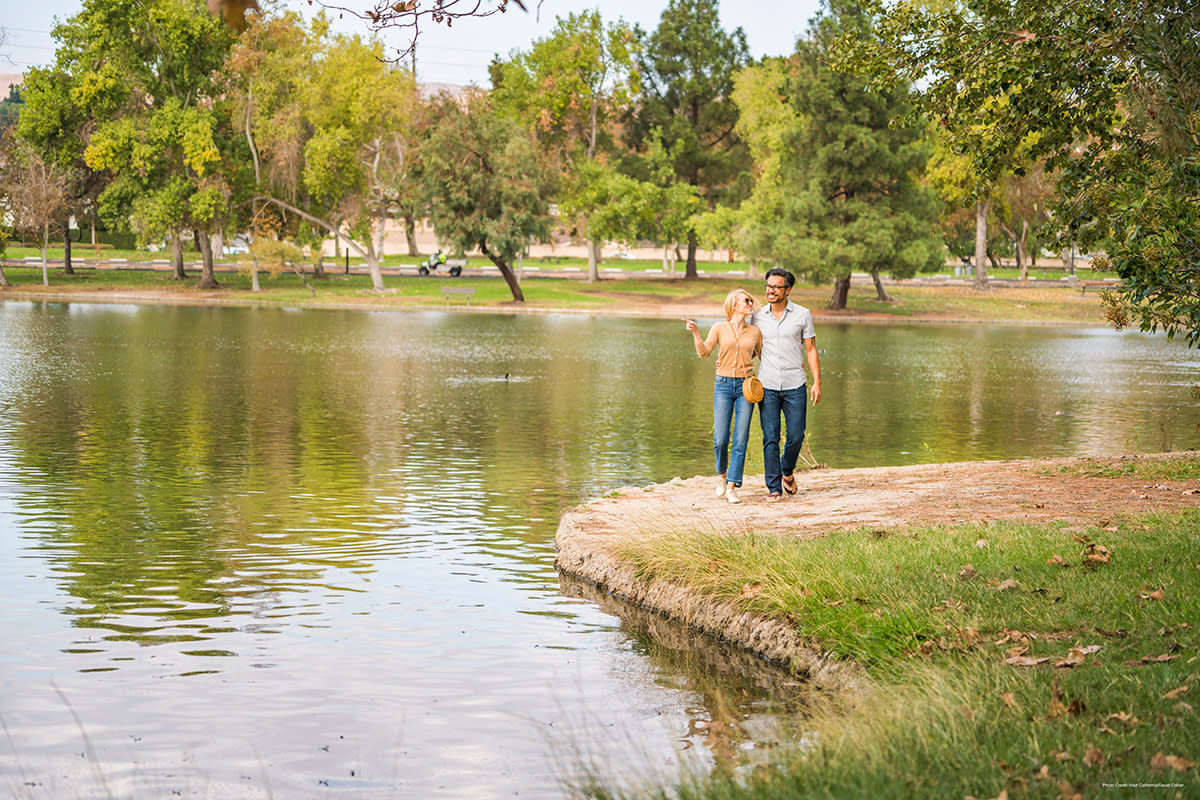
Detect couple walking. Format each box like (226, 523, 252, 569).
(683, 268, 822, 504)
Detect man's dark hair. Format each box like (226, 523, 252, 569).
(765, 267, 795, 288)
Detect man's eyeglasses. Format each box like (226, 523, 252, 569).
(765, 283, 788, 291)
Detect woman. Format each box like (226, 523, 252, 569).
(683, 288, 762, 504)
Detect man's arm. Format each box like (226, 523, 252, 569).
(805, 337, 821, 406)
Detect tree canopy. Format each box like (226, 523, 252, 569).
(839, 0, 1200, 343)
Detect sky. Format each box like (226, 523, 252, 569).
(1, 0, 825, 88)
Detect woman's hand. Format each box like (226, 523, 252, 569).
(682, 318, 698, 333)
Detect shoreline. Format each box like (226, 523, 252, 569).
(553, 454, 1200, 689)
(0, 283, 1112, 329)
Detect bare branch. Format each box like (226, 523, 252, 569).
(313, 0, 536, 62)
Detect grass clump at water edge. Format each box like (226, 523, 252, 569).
(575, 508, 1200, 799)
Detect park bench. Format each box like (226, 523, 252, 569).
(441, 286, 475, 306)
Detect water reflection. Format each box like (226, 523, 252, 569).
(0, 301, 1197, 797)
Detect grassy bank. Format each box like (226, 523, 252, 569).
(0, 262, 1113, 326)
(588, 457, 1200, 799)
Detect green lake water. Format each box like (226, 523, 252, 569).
(1, 301, 1196, 798)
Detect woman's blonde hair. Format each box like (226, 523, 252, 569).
(723, 289, 756, 319)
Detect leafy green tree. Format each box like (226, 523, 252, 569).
(632, 0, 751, 278)
(772, 4, 944, 309)
(16, 67, 110, 276)
(843, 1, 1200, 343)
(729, 57, 801, 272)
(492, 10, 639, 282)
(0, 84, 22, 130)
(40, 0, 240, 288)
(238, 16, 418, 292)
(419, 92, 553, 302)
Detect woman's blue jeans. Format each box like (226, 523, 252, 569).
(760, 385, 807, 495)
(713, 376, 754, 486)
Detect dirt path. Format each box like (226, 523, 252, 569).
(554, 453, 1200, 686)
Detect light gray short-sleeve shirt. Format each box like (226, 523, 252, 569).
(752, 300, 816, 391)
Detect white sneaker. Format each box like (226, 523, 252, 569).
(725, 486, 742, 504)
(715, 478, 727, 498)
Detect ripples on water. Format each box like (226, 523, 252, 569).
(1, 302, 1197, 798)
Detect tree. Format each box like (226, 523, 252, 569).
(40, 0, 240, 289)
(1, 133, 70, 286)
(632, 0, 751, 278)
(492, 10, 639, 282)
(0, 84, 22, 130)
(729, 57, 802, 272)
(17, 66, 110, 277)
(237, 17, 419, 292)
(769, 3, 944, 309)
(842, 1, 1200, 343)
(419, 92, 553, 302)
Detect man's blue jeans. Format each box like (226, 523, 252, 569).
(713, 376, 754, 486)
(760, 385, 807, 495)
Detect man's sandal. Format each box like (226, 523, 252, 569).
(782, 474, 798, 494)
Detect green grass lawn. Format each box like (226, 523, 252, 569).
(0, 256, 1115, 327)
(587, 457, 1200, 799)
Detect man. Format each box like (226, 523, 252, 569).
(752, 268, 822, 501)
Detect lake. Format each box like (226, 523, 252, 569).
(1, 301, 1197, 798)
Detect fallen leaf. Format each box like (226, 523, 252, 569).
(975, 538, 989, 548)
(1163, 685, 1189, 700)
(1047, 553, 1068, 566)
(1083, 746, 1105, 767)
(1074, 532, 1093, 543)
(995, 629, 1028, 645)
(959, 564, 978, 580)
(739, 581, 762, 599)
(1057, 780, 1083, 800)
(1006, 654, 1050, 667)
(1150, 752, 1196, 772)
(1001, 692, 1017, 708)
(1106, 711, 1139, 726)
(1176, 701, 1193, 713)
(995, 578, 1020, 591)
(1035, 764, 1052, 780)
(1055, 644, 1102, 668)
(1082, 543, 1111, 564)
(1052, 750, 1075, 761)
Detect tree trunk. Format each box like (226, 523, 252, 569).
(684, 229, 699, 279)
(196, 231, 219, 289)
(586, 237, 601, 283)
(828, 272, 851, 310)
(870, 269, 892, 302)
(41, 224, 50, 287)
(1062, 248, 1075, 275)
(171, 234, 187, 280)
(482, 243, 525, 302)
(312, 254, 327, 280)
(973, 197, 991, 289)
(0, 266, 9, 287)
(404, 213, 420, 257)
(997, 219, 1029, 282)
(1017, 221, 1029, 282)
(63, 221, 75, 275)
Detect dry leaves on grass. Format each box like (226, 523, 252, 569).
(1163, 685, 1189, 701)
(1122, 653, 1176, 666)
(994, 578, 1020, 591)
(1082, 543, 1112, 565)
(1150, 752, 1196, 772)
(1054, 644, 1102, 668)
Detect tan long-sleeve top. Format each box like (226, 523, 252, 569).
(695, 321, 762, 378)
